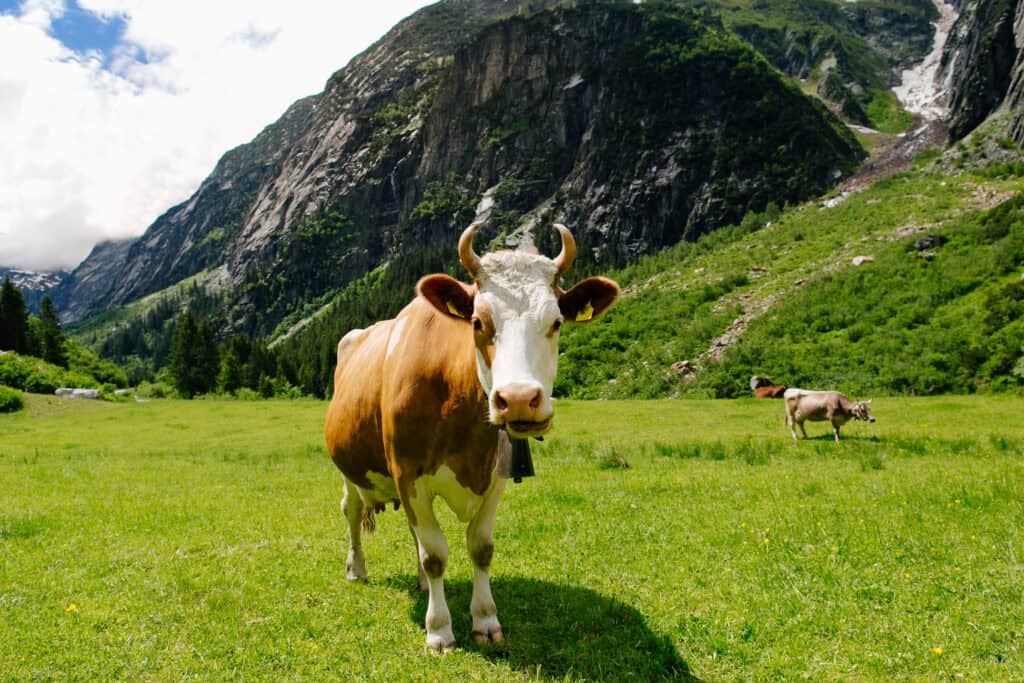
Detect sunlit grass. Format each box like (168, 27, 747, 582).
(2, 395, 1022, 680)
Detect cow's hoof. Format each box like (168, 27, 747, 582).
(471, 627, 504, 645)
(424, 634, 456, 654)
(345, 562, 367, 583)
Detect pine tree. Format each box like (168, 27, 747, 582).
(38, 296, 68, 367)
(217, 346, 243, 394)
(196, 321, 219, 394)
(0, 276, 28, 353)
(169, 310, 198, 397)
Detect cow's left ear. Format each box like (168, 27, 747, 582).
(559, 277, 620, 323)
(418, 274, 475, 321)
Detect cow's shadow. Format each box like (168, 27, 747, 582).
(797, 433, 880, 442)
(386, 574, 698, 681)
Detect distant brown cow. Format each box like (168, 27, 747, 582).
(754, 385, 787, 399)
(784, 389, 875, 442)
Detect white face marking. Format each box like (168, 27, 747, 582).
(385, 317, 407, 359)
(475, 251, 562, 424)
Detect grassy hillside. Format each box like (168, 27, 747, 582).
(2, 396, 1022, 680)
(687, 0, 935, 131)
(555, 156, 1024, 399)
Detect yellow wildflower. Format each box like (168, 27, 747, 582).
(65, 604, 77, 613)
(932, 647, 944, 655)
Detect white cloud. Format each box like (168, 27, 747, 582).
(0, 0, 433, 271)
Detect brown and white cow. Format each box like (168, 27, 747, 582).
(784, 388, 875, 442)
(325, 222, 619, 652)
(754, 384, 787, 399)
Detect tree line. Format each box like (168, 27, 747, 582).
(0, 276, 68, 367)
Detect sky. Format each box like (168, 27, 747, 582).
(0, 0, 434, 272)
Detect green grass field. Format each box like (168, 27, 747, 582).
(2, 395, 1022, 680)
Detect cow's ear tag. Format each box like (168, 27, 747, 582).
(575, 302, 594, 322)
(447, 301, 467, 318)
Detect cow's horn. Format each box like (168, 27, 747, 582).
(552, 223, 576, 279)
(459, 220, 485, 279)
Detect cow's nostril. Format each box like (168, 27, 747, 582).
(495, 393, 508, 411)
(529, 391, 541, 409)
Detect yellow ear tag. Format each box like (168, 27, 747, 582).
(446, 301, 466, 318)
(575, 302, 594, 322)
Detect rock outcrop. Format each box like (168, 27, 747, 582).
(941, 0, 1024, 141)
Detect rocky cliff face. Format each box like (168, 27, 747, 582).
(54, 96, 317, 318)
(708, 0, 937, 127)
(941, 0, 1024, 140)
(63, 0, 863, 334)
(50, 238, 135, 321)
(1006, 0, 1024, 145)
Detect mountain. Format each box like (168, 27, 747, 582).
(941, 0, 1024, 142)
(61, 0, 1024, 398)
(50, 239, 135, 322)
(0, 267, 67, 312)
(59, 0, 868, 335)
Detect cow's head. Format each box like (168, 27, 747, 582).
(418, 222, 619, 438)
(852, 400, 875, 422)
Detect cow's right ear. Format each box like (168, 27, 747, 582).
(417, 274, 475, 321)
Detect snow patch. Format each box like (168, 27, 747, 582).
(563, 73, 585, 90)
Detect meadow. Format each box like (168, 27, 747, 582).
(1, 395, 1022, 680)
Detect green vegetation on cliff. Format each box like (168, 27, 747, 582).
(554, 163, 1024, 399)
(692, 0, 936, 131)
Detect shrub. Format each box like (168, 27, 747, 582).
(0, 385, 24, 413)
(135, 381, 177, 399)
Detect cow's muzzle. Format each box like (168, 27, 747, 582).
(507, 418, 552, 438)
(492, 382, 551, 434)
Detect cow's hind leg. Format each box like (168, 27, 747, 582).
(467, 476, 506, 645)
(405, 484, 455, 653)
(341, 478, 367, 582)
(786, 410, 798, 441)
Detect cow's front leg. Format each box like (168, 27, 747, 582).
(467, 475, 506, 645)
(798, 419, 809, 440)
(409, 523, 428, 592)
(406, 485, 455, 653)
(340, 479, 367, 582)
(832, 422, 841, 442)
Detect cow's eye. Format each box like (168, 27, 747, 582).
(472, 318, 483, 331)
(552, 319, 562, 332)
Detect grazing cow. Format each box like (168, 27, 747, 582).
(784, 389, 875, 442)
(754, 384, 787, 399)
(325, 222, 619, 652)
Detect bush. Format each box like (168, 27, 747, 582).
(135, 381, 177, 399)
(0, 385, 24, 413)
(0, 351, 105, 394)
